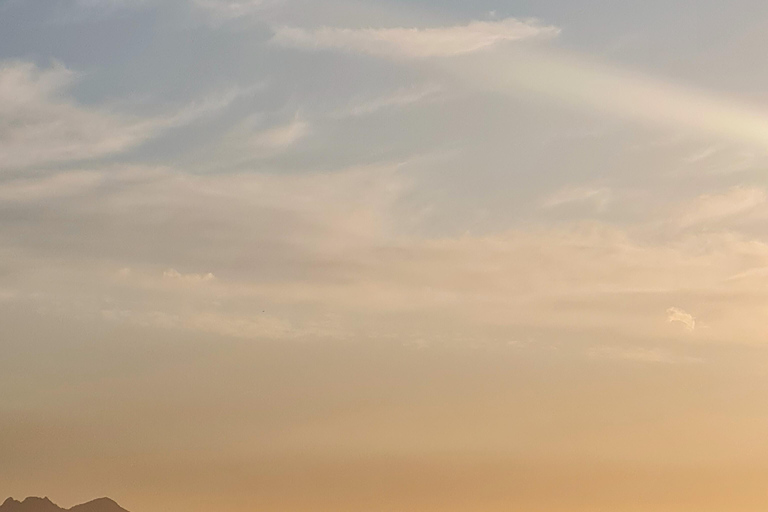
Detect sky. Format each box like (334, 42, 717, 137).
(2, 0, 768, 511)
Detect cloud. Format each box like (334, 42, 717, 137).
(7, 166, 768, 345)
(0, 172, 104, 202)
(683, 145, 722, 164)
(333, 84, 446, 118)
(442, 49, 768, 147)
(102, 307, 294, 339)
(0, 60, 132, 168)
(677, 187, 766, 228)
(271, 18, 560, 59)
(6, 162, 768, 345)
(0, 61, 252, 170)
(667, 307, 696, 331)
(162, 268, 216, 284)
(74, 0, 149, 8)
(588, 346, 696, 364)
(196, 114, 311, 170)
(541, 186, 612, 212)
(249, 117, 310, 149)
(193, 0, 268, 21)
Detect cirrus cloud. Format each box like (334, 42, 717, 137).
(270, 18, 560, 59)
(0, 60, 256, 170)
(677, 186, 767, 228)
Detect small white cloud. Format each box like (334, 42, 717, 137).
(271, 18, 560, 59)
(163, 268, 216, 284)
(667, 307, 696, 331)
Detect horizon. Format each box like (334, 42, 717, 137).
(0, 496, 126, 512)
(1, 497, 120, 506)
(3, 1, 768, 511)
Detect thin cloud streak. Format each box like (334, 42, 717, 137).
(588, 346, 698, 364)
(271, 18, 560, 58)
(541, 186, 612, 212)
(332, 84, 446, 118)
(271, 16, 768, 147)
(443, 48, 768, 147)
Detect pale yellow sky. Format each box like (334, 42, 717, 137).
(2, 1, 768, 511)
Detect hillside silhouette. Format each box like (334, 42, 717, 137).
(0, 498, 128, 512)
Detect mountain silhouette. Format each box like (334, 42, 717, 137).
(1, 497, 128, 512)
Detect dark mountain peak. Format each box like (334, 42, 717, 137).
(0, 497, 62, 512)
(0, 498, 127, 512)
(21, 498, 53, 504)
(69, 498, 127, 512)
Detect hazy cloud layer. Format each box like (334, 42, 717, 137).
(4, 164, 768, 345)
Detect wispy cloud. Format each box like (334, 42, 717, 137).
(0, 171, 104, 202)
(444, 49, 768, 147)
(683, 145, 722, 164)
(333, 84, 445, 118)
(541, 186, 612, 212)
(677, 186, 766, 228)
(193, 0, 270, 21)
(8, 163, 768, 345)
(102, 306, 294, 340)
(249, 117, 310, 149)
(589, 346, 698, 364)
(0, 61, 253, 170)
(0, 60, 135, 169)
(198, 114, 311, 169)
(75, 0, 149, 8)
(680, 143, 765, 175)
(271, 18, 560, 59)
